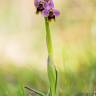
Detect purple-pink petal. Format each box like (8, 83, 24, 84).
(42, 9, 49, 16)
(34, 0, 40, 7)
(54, 9, 60, 16)
(49, 0, 54, 7)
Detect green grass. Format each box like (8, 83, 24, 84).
(0, 57, 96, 96)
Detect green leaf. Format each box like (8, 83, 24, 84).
(47, 57, 58, 96)
(25, 86, 46, 96)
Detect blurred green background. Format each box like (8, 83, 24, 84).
(0, 0, 96, 96)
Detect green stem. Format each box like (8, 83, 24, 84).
(45, 17, 57, 96)
(45, 17, 53, 59)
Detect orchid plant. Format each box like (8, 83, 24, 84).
(25, 0, 60, 96)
